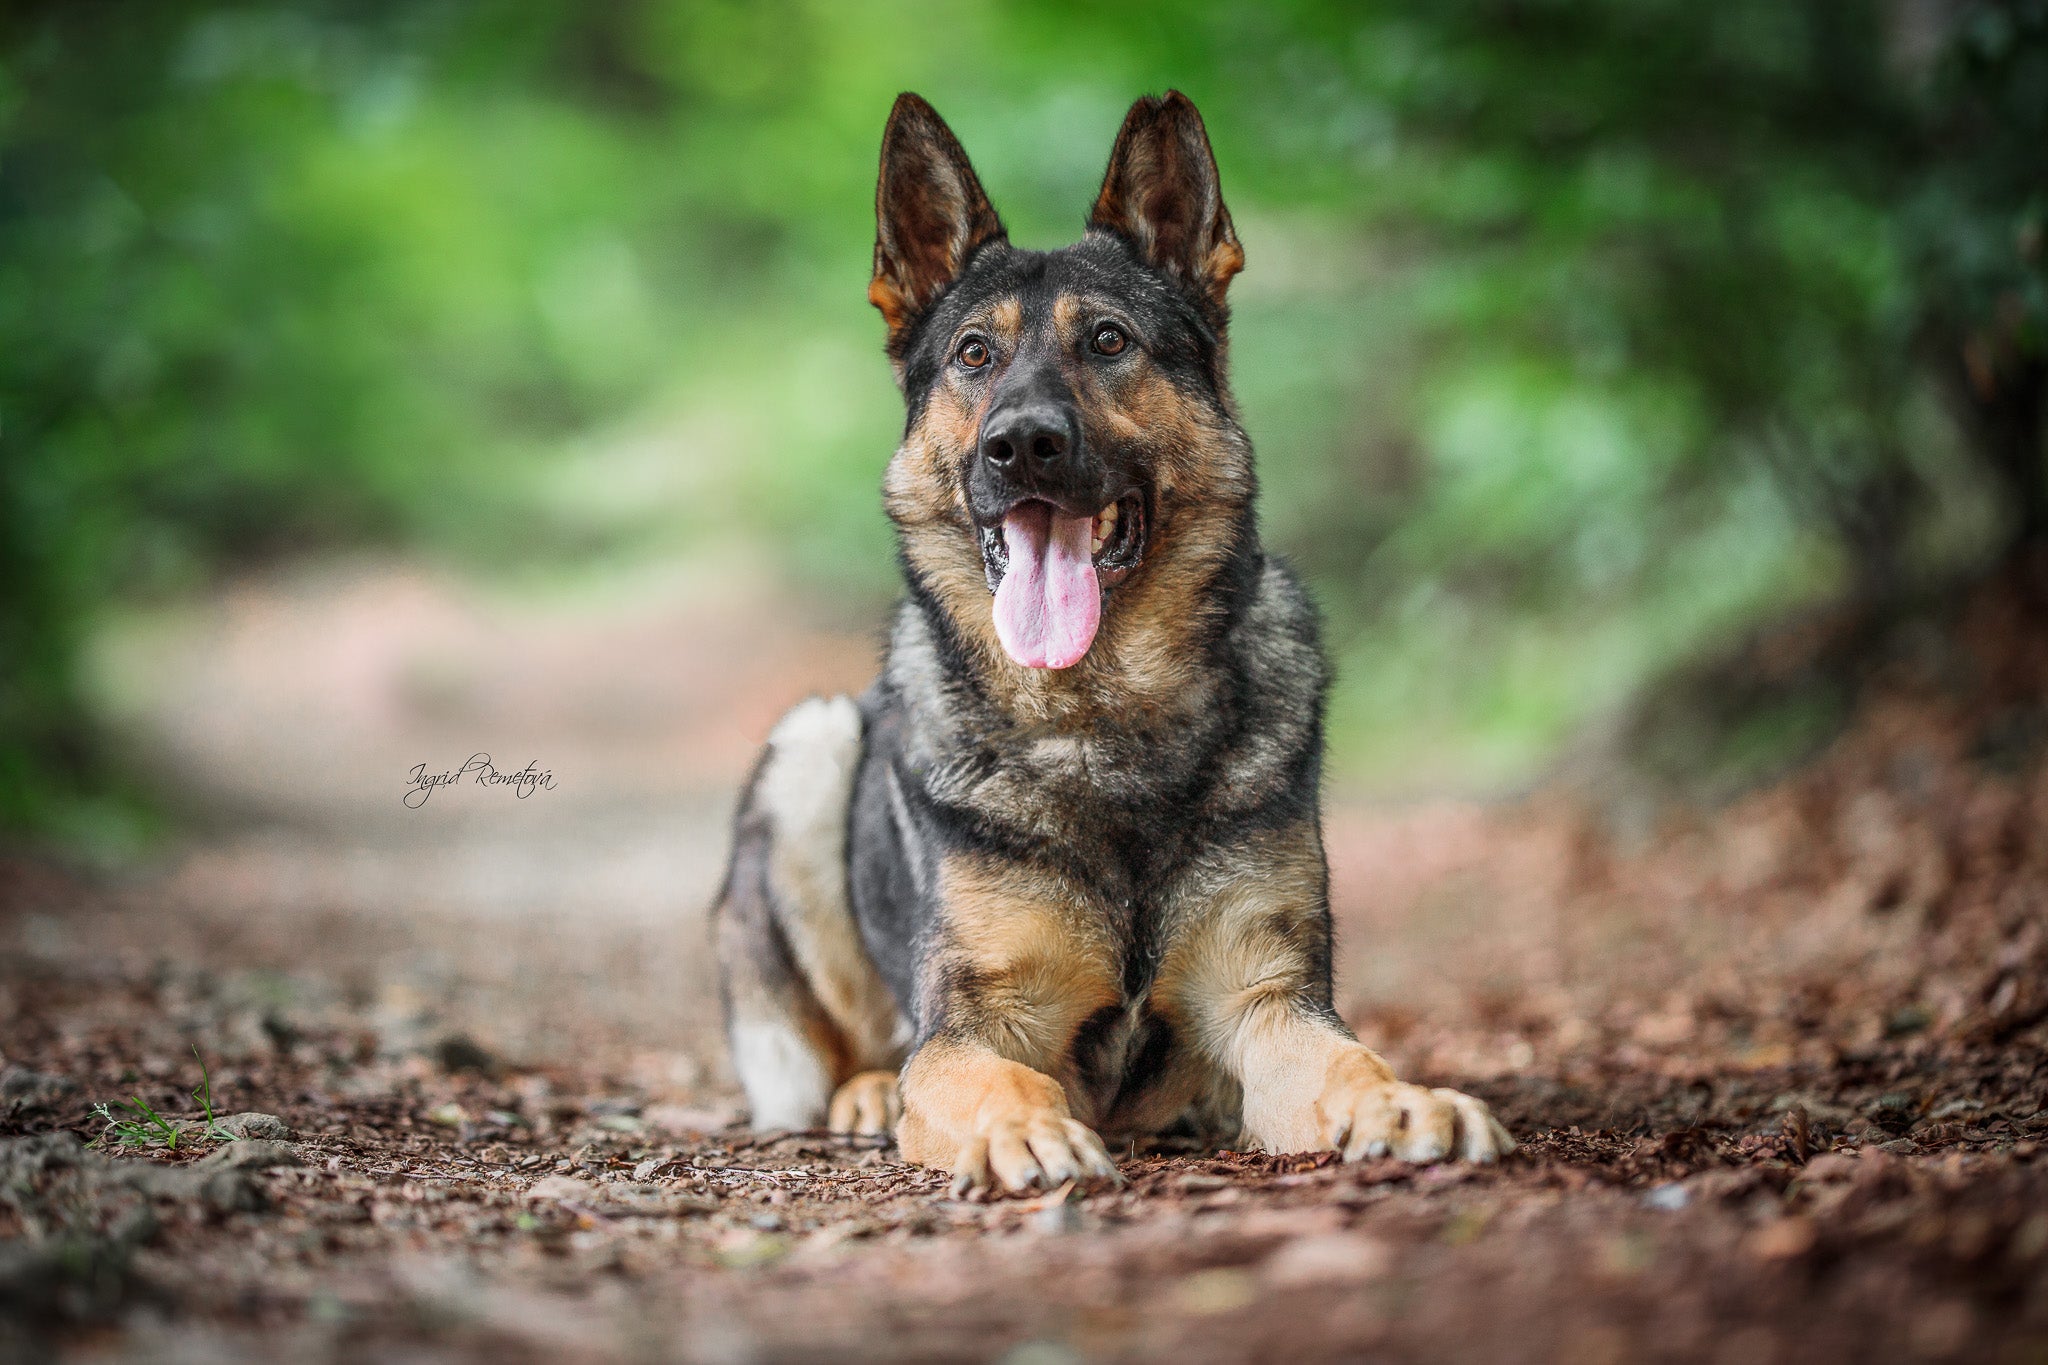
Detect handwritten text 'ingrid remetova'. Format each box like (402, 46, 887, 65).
(405, 755, 557, 808)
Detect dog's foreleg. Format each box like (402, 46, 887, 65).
(893, 853, 1124, 1194)
(1160, 829, 1517, 1164)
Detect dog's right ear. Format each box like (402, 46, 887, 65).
(870, 94, 1006, 346)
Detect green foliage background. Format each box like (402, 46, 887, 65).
(3, 0, 2044, 834)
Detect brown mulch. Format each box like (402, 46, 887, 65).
(3, 562, 2047, 1363)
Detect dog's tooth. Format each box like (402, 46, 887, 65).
(1092, 502, 1117, 554)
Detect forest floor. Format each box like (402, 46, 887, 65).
(4, 554, 2047, 1363)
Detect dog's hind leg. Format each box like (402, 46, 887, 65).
(713, 697, 908, 1132)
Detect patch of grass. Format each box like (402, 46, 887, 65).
(191, 1046, 223, 1141)
(91, 1094, 182, 1150)
(92, 1047, 226, 1151)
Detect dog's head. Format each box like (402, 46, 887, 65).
(874, 92, 1255, 678)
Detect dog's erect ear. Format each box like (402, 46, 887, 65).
(870, 93, 1006, 343)
(1089, 91, 1243, 317)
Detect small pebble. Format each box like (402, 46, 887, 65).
(1642, 1183, 1689, 1212)
(1031, 1201, 1082, 1235)
(197, 1139, 301, 1172)
(214, 1112, 294, 1141)
(525, 1174, 596, 1202)
(1261, 1233, 1392, 1285)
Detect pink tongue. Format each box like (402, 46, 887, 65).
(992, 503, 1100, 669)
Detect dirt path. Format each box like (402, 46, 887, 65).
(4, 561, 2046, 1362)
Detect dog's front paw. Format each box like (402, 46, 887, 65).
(903, 1105, 1119, 1196)
(1317, 1062, 1515, 1164)
(952, 1110, 1119, 1196)
(896, 1047, 1123, 1196)
(827, 1070, 901, 1136)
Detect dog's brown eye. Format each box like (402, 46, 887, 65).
(1093, 324, 1127, 356)
(957, 338, 990, 369)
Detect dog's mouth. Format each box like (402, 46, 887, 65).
(976, 490, 1147, 670)
(977, 491, 1148, 590)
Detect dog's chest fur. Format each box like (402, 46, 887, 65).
(845, 553, 1330, 1119)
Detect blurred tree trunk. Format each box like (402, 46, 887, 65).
(1955, 343, 2048, 546)
(1915, 0, 2048, 554)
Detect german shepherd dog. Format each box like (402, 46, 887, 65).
(713, 91, 1514, 1193)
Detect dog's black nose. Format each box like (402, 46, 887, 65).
(980, 405, 1075, 479)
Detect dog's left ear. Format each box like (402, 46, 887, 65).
(1089, 91, 1243, 319)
